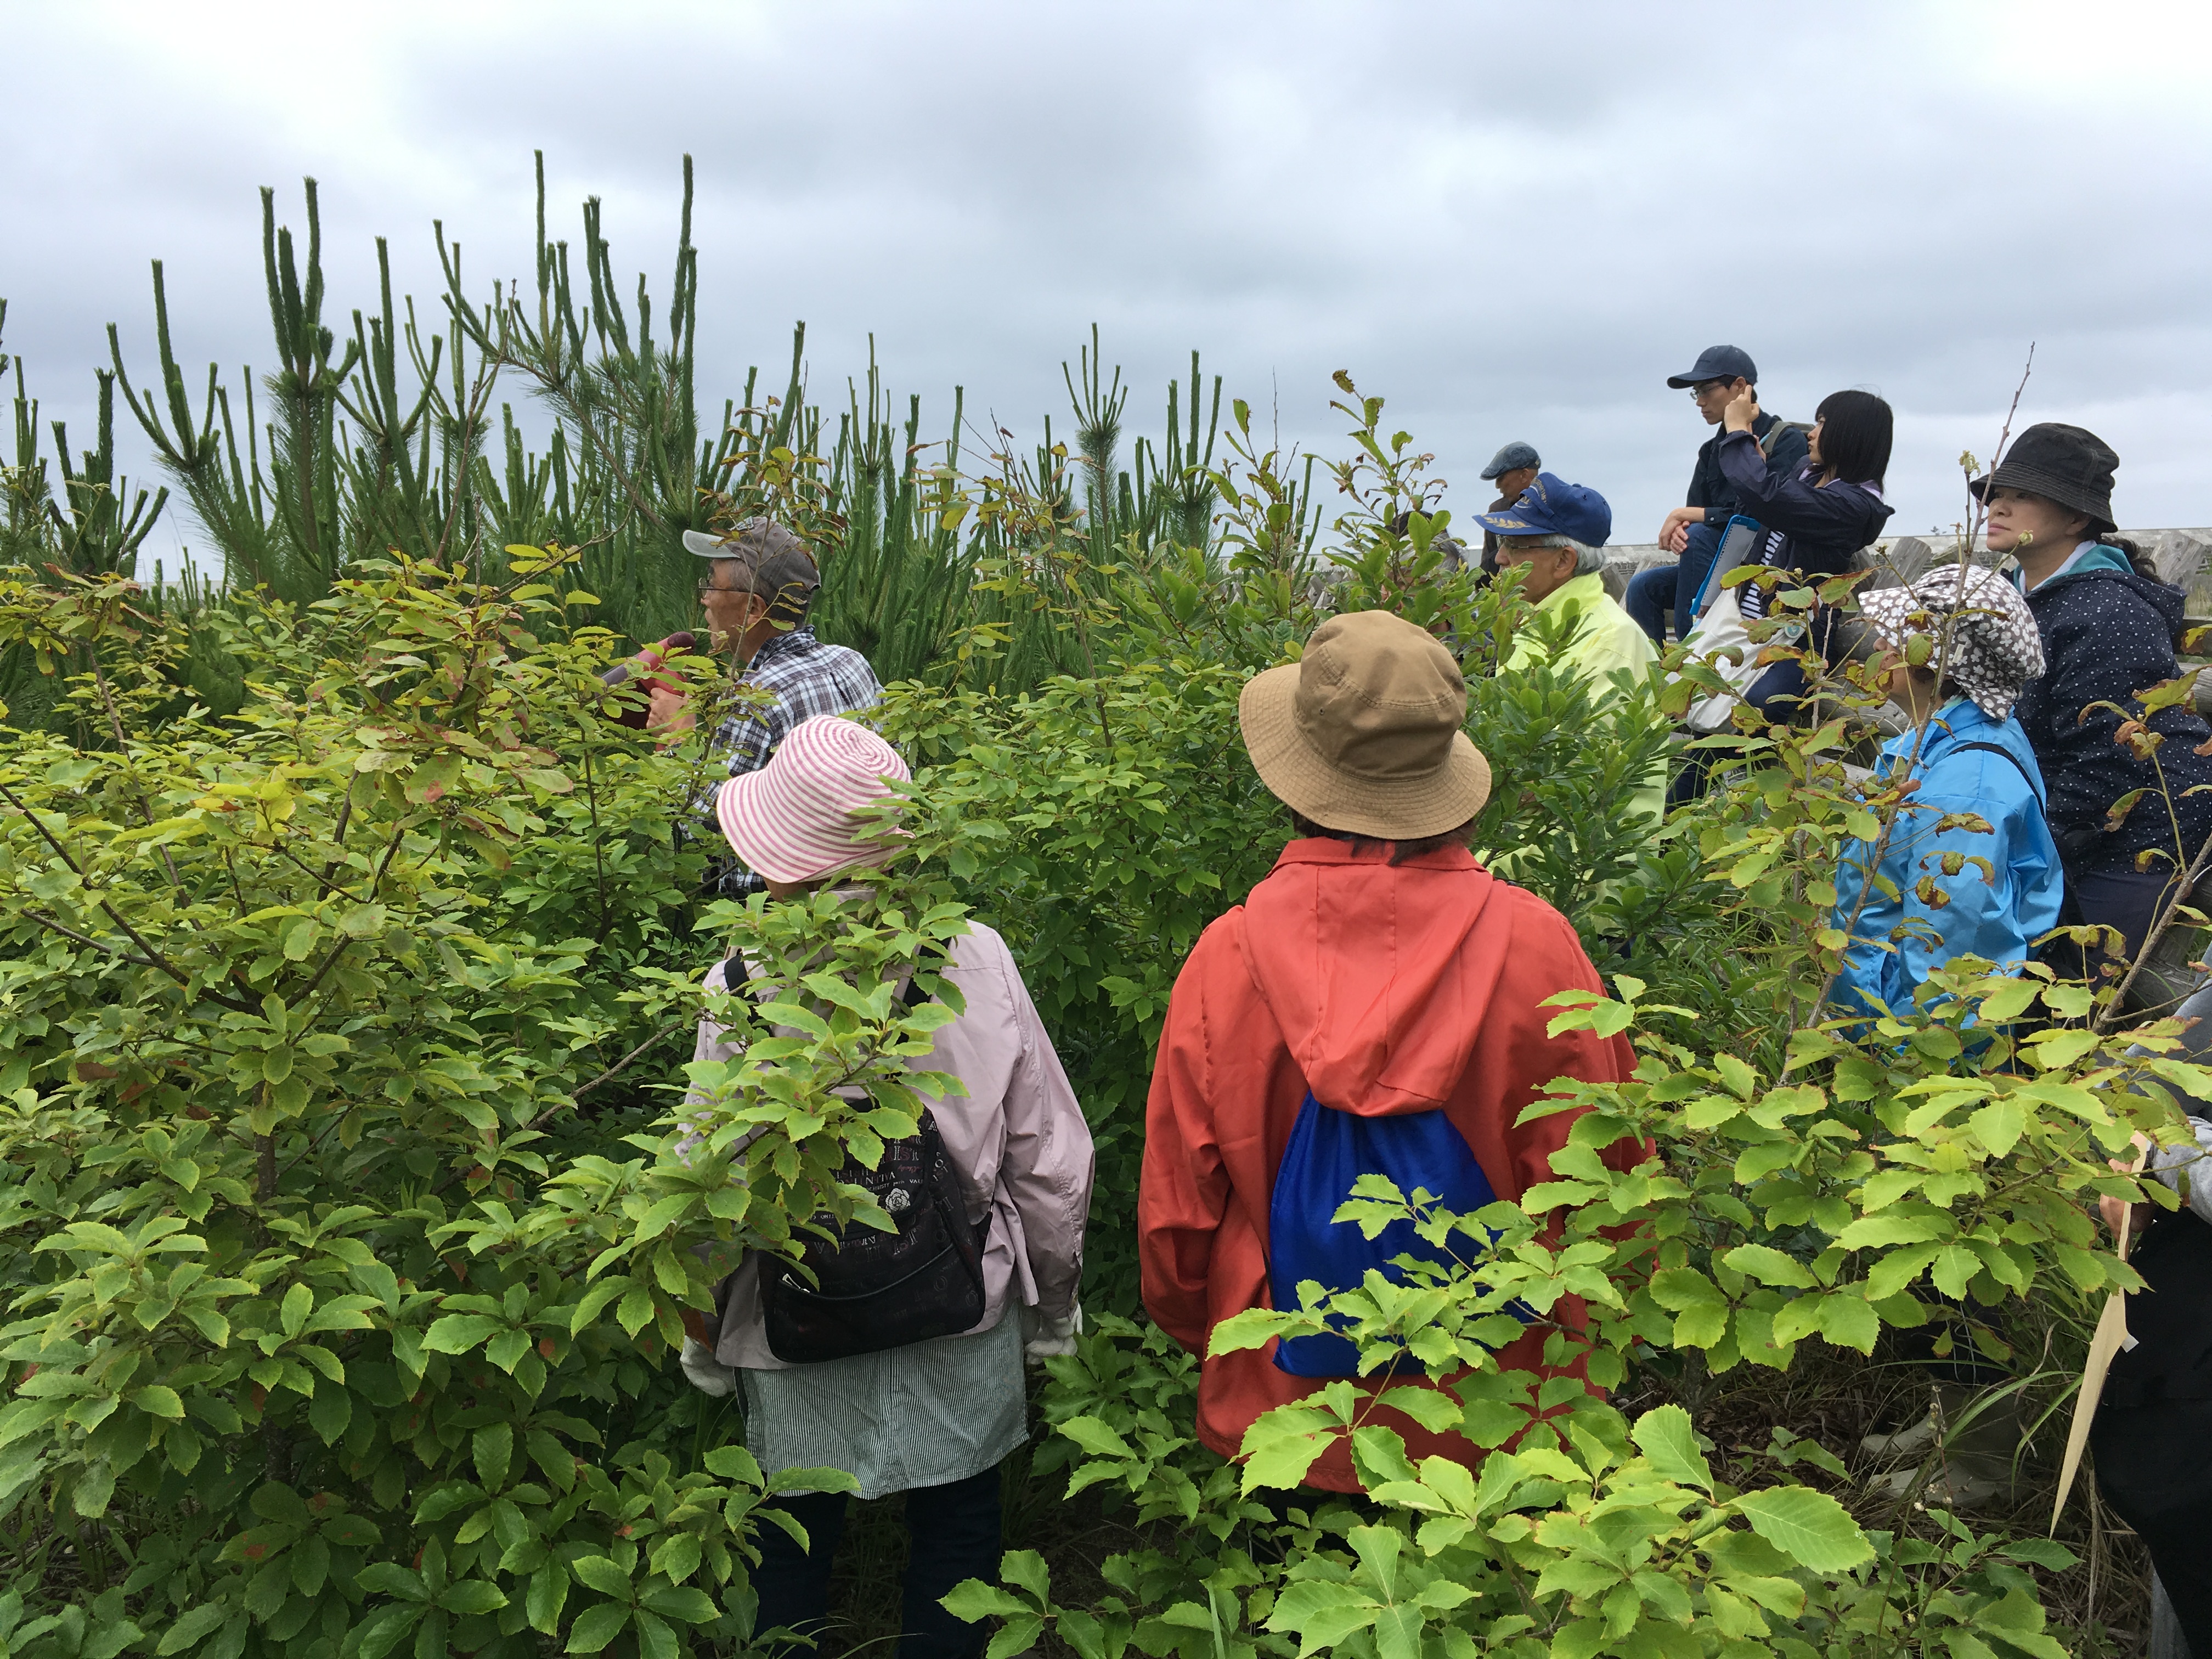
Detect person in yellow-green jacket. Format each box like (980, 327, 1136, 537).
(1474, 473, 1665, 823)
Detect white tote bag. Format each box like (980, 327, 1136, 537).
(1678, 585, 1804, 735)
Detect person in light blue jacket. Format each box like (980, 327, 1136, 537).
(1829, 564, 2064, 1021)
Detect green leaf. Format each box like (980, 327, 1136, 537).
(155, 1602, 230, 1656)
(130, 1385, 185, 1419)
(1930, 1246, 1981, 1300)
(1055, 1415, 1135, 1460)
(616, 1285, 655, 1338)
(1001, 1548, 1050, 1607)
(1720, 1245, 1816, 1289)
(1629, 1404, 1712, 1493)
(244, 1558, 292, 1621)
(306, 1387, 352, 1446)
(527, 1561, 569, 1634)
(569, 1556, 635, 1601)
(1648, 1267, 1725, 1309)
(565, 1604, 631, 1654)
(357, 1563, 430, 1603)
(290, 1533, 331, 1598)
(421, 1314, 505, 1354)
(1375, 1385, 1462, 1434)
(631, 1609, 678, 1659)
(473, 1423, 514, 1493)
(648, 1532, 703, 1586)
(1968, 1099, 2027, 1158)
(437, 1580, 508, 1616)
(1733, 1486, 1874, 1571)
(939, 1581, 1031, 1623)
(637, 1584, 718, 1624)
(1833, 1210, 1948, 1251)
(321, 1513, 381, 1549)
(283, 918, 319, 961)
(1815, 1293, 1880, 1355)
(72, 1460, 116, 1518)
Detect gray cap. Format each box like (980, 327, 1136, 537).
(682, 517, 820, 617)
(682, 517, 808, 563)
(1480, 441, 1541, 481)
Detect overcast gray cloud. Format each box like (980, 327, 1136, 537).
(9, 0, 2209, 574)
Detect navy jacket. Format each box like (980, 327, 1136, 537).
(2015, 552, 2212, 876)
(1714, 436, 1895, 619)
(1688, 410, 1808, 528)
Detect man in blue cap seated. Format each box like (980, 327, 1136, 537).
(1623, 345, 1808, 646)
(1476, 473, 1664, 824)
(1477, 441, 1541, 577)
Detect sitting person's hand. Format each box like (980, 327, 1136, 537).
(1659, 507, 1702, 554)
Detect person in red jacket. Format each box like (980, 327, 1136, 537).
(1138, 609, 1640, 1492)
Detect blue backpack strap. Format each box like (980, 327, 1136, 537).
(1951, 740, 2045, 811)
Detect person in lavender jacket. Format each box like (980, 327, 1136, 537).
(676, 715, 1095, 1659)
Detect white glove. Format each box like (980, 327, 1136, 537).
(1023, 1305, 1084, 1363)
(680, 1336, 738, 1397)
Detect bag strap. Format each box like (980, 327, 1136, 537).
(1951, 741, 2046, 811)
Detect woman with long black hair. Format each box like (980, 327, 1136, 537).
(1669, 389, 1897, 803)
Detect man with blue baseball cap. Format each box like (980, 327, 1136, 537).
(1624, 346, 1808, 646)
(1476, 475, 1664, 823)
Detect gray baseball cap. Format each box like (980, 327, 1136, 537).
(1480, 441, 1540, 481)
(682, 517, 820, 617)
(682, 518, 808, 563)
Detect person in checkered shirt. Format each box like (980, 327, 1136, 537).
(651, 519, 883, 896)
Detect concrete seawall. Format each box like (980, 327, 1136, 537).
(1597, 527, 2212, 617)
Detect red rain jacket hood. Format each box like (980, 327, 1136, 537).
(1237, 839, 1511, 1120)
(1138, 839, 1639, 1490)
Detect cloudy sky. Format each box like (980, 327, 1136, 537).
(9, 0, 2209, 572)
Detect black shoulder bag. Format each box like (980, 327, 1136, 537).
(743, 962, 989, 1364)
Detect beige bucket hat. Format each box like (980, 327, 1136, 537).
(1238, 610, 1492, 839)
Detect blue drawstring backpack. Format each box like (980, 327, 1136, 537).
(1267, 1090, 1510, 1377)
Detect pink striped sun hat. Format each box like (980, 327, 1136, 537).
(715, 716, 912, 885)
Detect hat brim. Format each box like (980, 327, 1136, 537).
(1472, 509, 1557, 539)
(715, 774, 902, 886)
(1967, 463, 2114, 528)
(684, 529, 736, 558)
(1238, 664, 1492, 839)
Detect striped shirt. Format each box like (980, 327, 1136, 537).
(685, 625, 883, 893)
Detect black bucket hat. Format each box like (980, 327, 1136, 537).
(1967, 422, 2118, 529)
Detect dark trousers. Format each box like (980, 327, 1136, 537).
(2094, 1400, 2212, 1655)
(2040, 865, 2187, 1005)
(1625, 523, 1724, 645)
(752, 1466, 1002, 1659)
